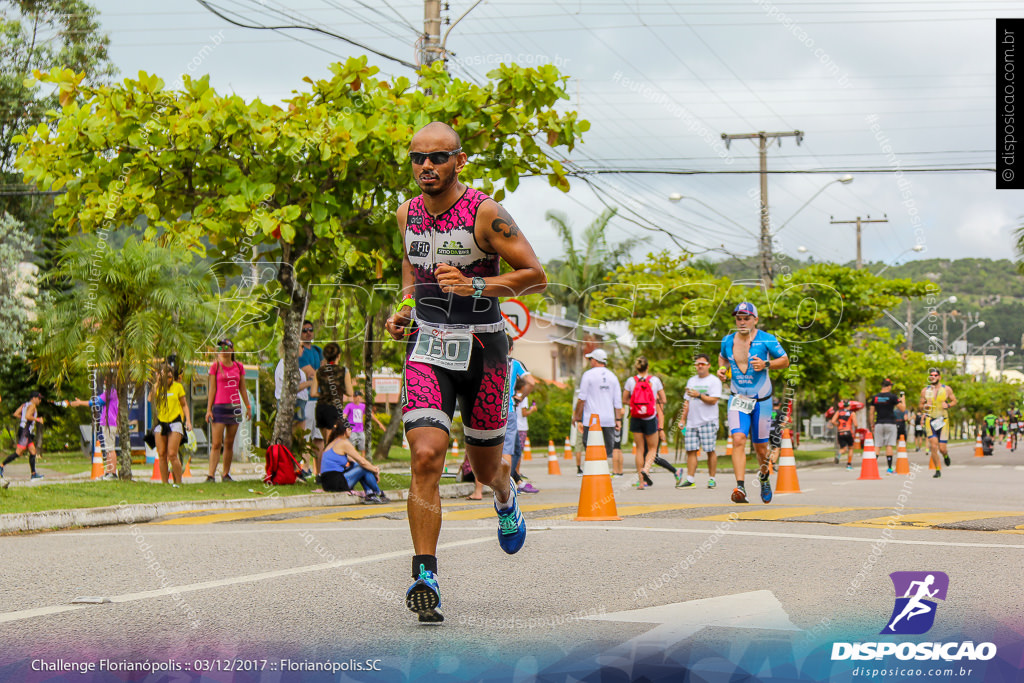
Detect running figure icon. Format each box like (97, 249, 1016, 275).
(887, 574, 938, 632)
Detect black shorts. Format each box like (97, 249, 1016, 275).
(211, 403, 242, 425)
(315, 402, 342, 431)
(896, 423, 907, 440)
(16, 426, 34, 448)
(321, 470, 351, 492)
(837, 431, 854, 448)
(401, 328, 509, 448)
(629, 416, 658, 436)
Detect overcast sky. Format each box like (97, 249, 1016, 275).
(88, 0, 1023, 267)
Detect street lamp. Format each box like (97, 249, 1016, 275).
(773, 175, 855, 235)
(971, 336, 1001, 377)
(667, 193, 757, 237)
(875, 244, 925, 276)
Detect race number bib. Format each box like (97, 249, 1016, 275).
(730, 395, 756, 414)
(930, 417, 945, 433)
(409, 329, 472, 371)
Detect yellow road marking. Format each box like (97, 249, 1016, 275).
(844, 511, 1024, 529)
(153, 506, 327, 525)
(266, 500, 479, 525)
(696, 506, 884, 522)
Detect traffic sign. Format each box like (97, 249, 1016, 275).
(500, 299, 531, 340)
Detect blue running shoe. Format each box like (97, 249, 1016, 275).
(759, 469, 773, 504)
(406, 564, 443, 623)
(495, 478, 526, 554)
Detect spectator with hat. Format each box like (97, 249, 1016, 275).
(573, 348, 623, 473)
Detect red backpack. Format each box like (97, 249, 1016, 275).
(630, 375, 657, 419)
(264, 443, 301, 485)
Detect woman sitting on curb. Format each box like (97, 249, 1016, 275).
(320, 417, 389, 504)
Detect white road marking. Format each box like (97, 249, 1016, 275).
(0, 535, 495, 625)
(586, 590, 800, 653)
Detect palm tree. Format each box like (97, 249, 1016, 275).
(545, 208, 647, 374)
(36, 234, 217, 479)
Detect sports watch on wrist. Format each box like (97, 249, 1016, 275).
(471, 276, 486, 298)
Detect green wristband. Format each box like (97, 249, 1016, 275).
(395, 297, 415, 314)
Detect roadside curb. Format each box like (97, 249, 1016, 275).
(0, 482, 475, 534)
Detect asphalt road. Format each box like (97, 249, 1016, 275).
(3, 441, 1023, 681)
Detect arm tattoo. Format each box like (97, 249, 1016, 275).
(491, 204, 520, 239)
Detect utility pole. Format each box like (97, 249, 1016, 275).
(829, 215, 888, 270)
(721, 130, 804, 288)
(422, 0, 442, 67)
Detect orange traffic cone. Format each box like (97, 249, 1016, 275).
(974, 434, 984, 458)
(451, 438, 459, 459)
(1007, 435, 1013, 450)
(725, 440, 733, 459)
(575, 414, 620, 521)
(90, 438, 105, 480)
(523, 437, 532, 461)
(182, 453, 193, 478)
(929, 449, 936, 470)
(659, 439, 669, 460)
(895, 436, 911, 474)
(151, 454, 162, 481)
(775, 429, 801, 493)
(547, 440, 562, 475)
(564, 438, 573, 460)
(858, 435, 881, 480)
(402, 432, 409, 450)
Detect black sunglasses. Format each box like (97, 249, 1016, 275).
(409, 148, 461, 165)
(302, 327, 314, 332)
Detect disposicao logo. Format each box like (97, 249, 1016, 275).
(831, 571, 997, 662)
(881, 571, 948, 635)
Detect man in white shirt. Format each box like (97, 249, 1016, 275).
(572, 348, 623, 461)
(677, 353, 723, 489)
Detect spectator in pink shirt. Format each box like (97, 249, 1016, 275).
(204, 339, 252, 482)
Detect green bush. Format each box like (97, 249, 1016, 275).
(525, 384, 575, 446)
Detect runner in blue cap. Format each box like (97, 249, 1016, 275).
(717, 302, 789, 503)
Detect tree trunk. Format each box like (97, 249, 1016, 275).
(361, 305, 378, 460)
(117, 382, 133, 480)
(272, 256, 307, 449)
(374, 402, 403, 460)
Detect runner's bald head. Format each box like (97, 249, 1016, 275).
(412, 122, 461, 150)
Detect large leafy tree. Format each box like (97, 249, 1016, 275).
(1, 0, 116, 267)
(35, 235, 217, 479)
(0, 213, 35, 354)
(16, 58, 589, 448)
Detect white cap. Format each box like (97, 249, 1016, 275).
(585, 348, 608, 364)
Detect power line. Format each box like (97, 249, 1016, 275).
(192, 0, 417, 69)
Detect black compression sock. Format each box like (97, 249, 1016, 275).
(29, 454, 36, 472)
(887, 456, 893, 467)
(412, 555, 437, 579)
(2, 454, 17, 466)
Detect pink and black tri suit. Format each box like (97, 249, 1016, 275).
(401, 187, 510, 447)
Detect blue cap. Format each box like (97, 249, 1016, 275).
(733, 302, 758, 317)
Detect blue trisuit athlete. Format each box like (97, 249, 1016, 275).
(717, 302, 789, 504)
